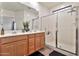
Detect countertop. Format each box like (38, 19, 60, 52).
(0, 31, 45, 38)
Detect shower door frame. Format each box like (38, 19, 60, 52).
(55, 6, 78, 55)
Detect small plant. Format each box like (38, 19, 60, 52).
(23, 21, 29, 32)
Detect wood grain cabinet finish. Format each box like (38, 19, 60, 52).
(15, 40, 28, 56)
(0, 43, 15, 56)
(0, 35, 28, 56)
(35, 33, 45, 50)
(28, 34, 35, 55)
(0, 32, 45, 56)
(35, 36, 41, 51)
(40, 36, 45, 48)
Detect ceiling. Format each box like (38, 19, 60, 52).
(0, 2, 38, 15)
(1, 2, 64, 11)
(0, 2, 64, 13)
(1, 2, 37, 12)
(39, 2, 63, 9)
(1, 2, 26, 11)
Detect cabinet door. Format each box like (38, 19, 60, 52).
(35, 37, 41, 51)
(40, 33, 45, 48)
(15, 40, 28, 56)
(57, 9, 76, 53)
(28, 35, 35, 55)
(1, 43, 15, 56)
(40, 36, 45, 48)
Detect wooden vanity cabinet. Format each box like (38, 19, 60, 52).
(0, 35, 28, 56)
(1, 40, 28, 56)
(0, 32, 45, 56)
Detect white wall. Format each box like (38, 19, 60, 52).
(28, 3, 50, 32)
(33, 3, 50, 30)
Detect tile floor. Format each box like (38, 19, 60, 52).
(39, 47, 54, 56)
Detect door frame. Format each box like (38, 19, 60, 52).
(55, 7, 78, 55)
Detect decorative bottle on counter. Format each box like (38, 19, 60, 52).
(1, 25, 4, 35)
(12, 20, 16, 33)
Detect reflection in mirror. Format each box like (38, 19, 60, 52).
(2, 16, 14, 30)
(0, 2, 39, 34)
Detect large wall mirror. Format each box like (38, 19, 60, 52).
(0, 2, 39, 31)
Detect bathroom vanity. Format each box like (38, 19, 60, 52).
(0, 31, 45, 56)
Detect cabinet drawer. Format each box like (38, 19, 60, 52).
(35, 33, 45, 37)
(0, 37, 14, 44)
(0, 35, 27, 44)
(14, 40, 27, 45)
(29, 38, 35, 46)
(29, 34, 35, 38)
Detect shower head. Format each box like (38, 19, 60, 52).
(67, 9, 76, 13)
(67, 6, 78, 13)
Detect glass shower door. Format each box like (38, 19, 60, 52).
(57, 8, 76, 53)
(42, 13, 57, 47)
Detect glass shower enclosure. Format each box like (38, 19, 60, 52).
(39, 5, 78, 55)
(32, 5, 79, 55)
